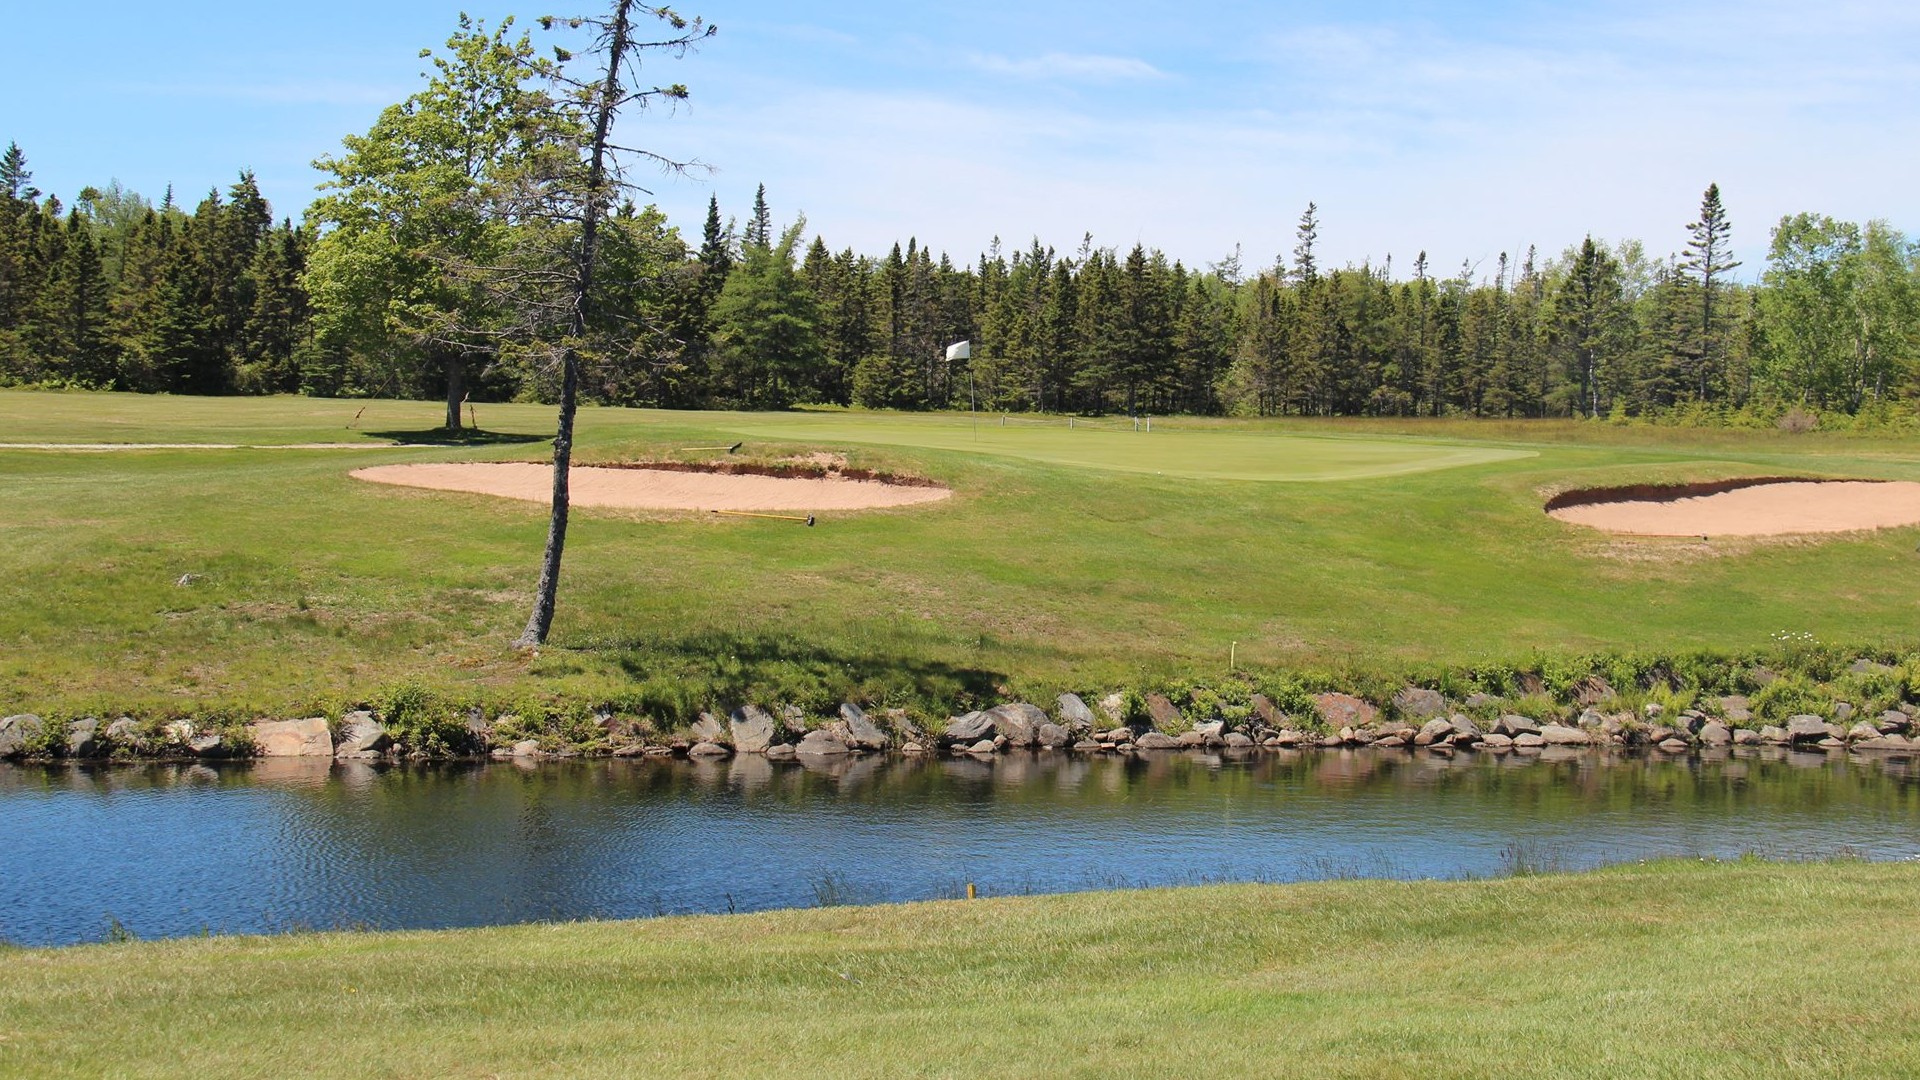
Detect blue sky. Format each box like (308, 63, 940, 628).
(5, 0, 1916, 278)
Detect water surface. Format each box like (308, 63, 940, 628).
(4, 747, 1917, 945)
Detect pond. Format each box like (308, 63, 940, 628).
(4, 746, 1919, 945)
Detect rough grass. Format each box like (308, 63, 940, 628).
(0, 858, 1915, 1078)
(3, 390, 1920, 717)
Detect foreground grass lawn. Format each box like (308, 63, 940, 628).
(4, 390, 1920, 715)
(1, 859, 1915, 1078)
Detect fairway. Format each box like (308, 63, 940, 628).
(4, 390, 1920, 718)
(722, 412, 1535, 481)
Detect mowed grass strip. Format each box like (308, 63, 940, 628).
(0, 859, 1915, 1078)
(721, 411, 1536, 481)
(4, 390, 1920, 714)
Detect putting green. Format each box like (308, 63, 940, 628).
(723, 413, 1534, 482)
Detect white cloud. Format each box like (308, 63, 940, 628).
(964, 51, 1167, 83)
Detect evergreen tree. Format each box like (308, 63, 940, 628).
(1682, 182, 1742, 400)
(744, 183, 772, 250)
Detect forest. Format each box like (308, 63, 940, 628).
(1, 20, 1916, 429)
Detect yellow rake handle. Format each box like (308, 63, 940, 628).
(711, 509, 816, 527)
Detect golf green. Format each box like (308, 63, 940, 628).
(722, 412, 1533, 482)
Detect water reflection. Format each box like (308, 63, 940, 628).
(3, 747, 1918, 945)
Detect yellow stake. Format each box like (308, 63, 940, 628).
(966, 882, 976, 900)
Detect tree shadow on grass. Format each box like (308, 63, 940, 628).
(366, 427, 550, 447)
(564, 629, 1006, 711)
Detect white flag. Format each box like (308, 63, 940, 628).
(945, 340, 972, 361)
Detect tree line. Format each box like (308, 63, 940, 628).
(3, 26, 1915, 427)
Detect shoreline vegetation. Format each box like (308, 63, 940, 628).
(4, 647, 1917, 764)
(3, 858, 1917, 1076)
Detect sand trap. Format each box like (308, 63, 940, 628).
(1548, 479, 1920, 537)
(352, 462, 951, 513)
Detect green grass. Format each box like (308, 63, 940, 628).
(3, 389, 1920, 717)
(2, 859, 1915, 1078)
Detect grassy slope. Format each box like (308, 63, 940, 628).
(3, 390, 1920, 715)
(1, 859, 1915, 1078)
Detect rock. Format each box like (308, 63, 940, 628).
(690, 712, 726, 742)
(967, 739, 997, 755)
(1495, 715, 1541, 737)
(1414, 718, 1454, 746)
(1177, 730, 1206, 748)
(1036, 723, 1070, 748)
(1573, 676, 1616, 706)
(106, 717, 140, 744)
(1313, 693, 1378, 728)
(464, 713, 494, 747)
(189, 733, 226, 757)
(1055, 694, 1097, 734)
(729, 706, 777, 753)
(1658, 738, 1691, 753)
(778, 704, 809, 732)
(512, 739, 542, 758)
(1697, 721, 1732, 746)
(1480, 733, 1514, 749)
(1848, 721, 1882, 742)
(1393, 687, 1448, 720)
(1513, 733, 1546, 748)
(0, 714, 45, 758)
(335, 711, 390, 756)
(1224, 732, 1254, 749)
(1106, 727, 1135, 744)
(1539, 724, 1591, 746)
(1134, 731, 1180, 750)
(688, 740, 731, 758)
(612, 744, 648, 757)
(164, 719, 195, 745)
(990, 703, 1048, 747)
(1732, 729, 1761, 746)
(65, 717, 102, 758)
(1854, 735, 1914, 751)
(1192, 720, 1226, 739)
(1464, 692, 1503, 711)
(901, 742, 927, 754)
(946, 711, 995, 743)
(1786, 715, 1839, 744)
(1747, 667, 1779, 687)
(1250, 694, 1282, 726)
(766, 743, 797, 761)
(1817, 737, 1846, 750)
(1834, 703, 1856, 724)
(1143, 693, 1183, 731)
(836, 703, 890, 751)
(1758, 725, 1790, 745)
(1449, 714, 1483, 739)
(1071, 740, 1102, 752)
(1849, 658, 1895, 675)
(1098, 693, 1127, 724)
(1372, 733, 1407, 748)
(252, 717, 334, 757)
(794, 730, 849, 757)
(1271, 730, 1308, 747)
(1720, 696, 1753, 723)
(1880, 711, 1913, 734)
(1643, 703, 1665, 719)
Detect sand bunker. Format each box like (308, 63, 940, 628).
(1548, 479, 1920, 537)
(352, 462, 950, 513)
